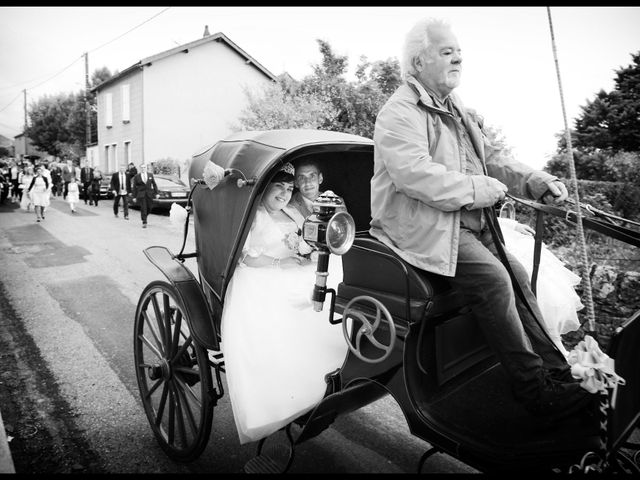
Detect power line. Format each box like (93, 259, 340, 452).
(0, 91, 23, 114)
(88, 7, 172, 54)
(3, 7, 172, 98)
(27, 55, 84, 93)
(0, 7, 173, 134)
(0, 120, 21, 133)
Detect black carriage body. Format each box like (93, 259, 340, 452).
(138, 128, 640, 473)
(187, 129, 375, 323)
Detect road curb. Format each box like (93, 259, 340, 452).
(0, 407, 16, 473)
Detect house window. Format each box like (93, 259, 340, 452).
(121, 85, 130, 123)
(104, 145, 109, 167)
(111, 143, 118, 172)
(105, 93, 113, 128)
(124, 141, 131, 165)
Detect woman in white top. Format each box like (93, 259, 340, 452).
(221, 162, 347, 444)
(27, 166, 50, 222)
(19, 166, 34, 211)
(66, 175, 80, 213)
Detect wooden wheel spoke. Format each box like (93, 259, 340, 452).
(163, 294, 174, 350)
(171, 337, 194, 365)
(170, 382, 189, 447)
(141, 310, 163, 354)
(145, 377, 164, 399)
(173, 377, 199, 436)
(171, 310, 183, 354)
(154, 382, 169, 428)
(167, 388, 175, 446)
(176, 374, 204, 408)
(139, 332, 164, 360)
(150, 293, 167, 355)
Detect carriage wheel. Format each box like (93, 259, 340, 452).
(134, 280, 214, 462)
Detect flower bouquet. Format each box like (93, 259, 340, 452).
(284, 230, 313, 258)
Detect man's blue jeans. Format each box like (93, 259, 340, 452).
(445, 227, 569, 401)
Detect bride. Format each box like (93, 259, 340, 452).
(221, 162, 348, 444)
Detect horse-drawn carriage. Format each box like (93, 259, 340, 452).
(133, 129, 640, 473)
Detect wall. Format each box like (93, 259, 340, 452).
(563, 267, 640, 351)
(142, 40, 273, 165)
(95, 70, 144, 173)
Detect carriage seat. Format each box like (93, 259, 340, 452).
(336, 234, 467, 324)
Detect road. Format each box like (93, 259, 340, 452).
(0, 195, 477, 474)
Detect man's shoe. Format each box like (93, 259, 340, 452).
(114, 213, 118, 218)
(124, 216, 129, 220)
(142, 223, 147, 229)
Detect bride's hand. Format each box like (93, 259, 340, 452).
(280, 255, 311, 267)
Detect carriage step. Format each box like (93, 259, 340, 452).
(243, 442, 292, 474)
(243, 454, 283, 474)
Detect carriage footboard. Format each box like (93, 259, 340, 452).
(143, 246, 219, 350)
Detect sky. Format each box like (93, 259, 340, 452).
(0, 6, 639, 169)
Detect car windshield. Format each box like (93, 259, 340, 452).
(156, 177, 187, 189)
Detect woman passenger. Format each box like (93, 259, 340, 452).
(221, 162, 348, 444)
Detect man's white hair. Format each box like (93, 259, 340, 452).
(401, 17, 452, 80)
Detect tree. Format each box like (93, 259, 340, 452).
(571, 51, 640, 152)
(233, 82, 338, 131)
(25, 67, 114, 157)
(26, 92, 77, 157)
(237, 40, 402, 139)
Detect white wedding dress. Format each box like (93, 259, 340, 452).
(499, 217, 583, 356)
(221, 205, 348, 444)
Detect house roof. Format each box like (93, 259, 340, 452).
(91, 32, 278, 92)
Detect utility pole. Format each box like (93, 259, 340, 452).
(23, 89, 28, 159)
(84, 52, 91, 152)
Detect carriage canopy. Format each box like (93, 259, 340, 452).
(188, 129, 374, 302)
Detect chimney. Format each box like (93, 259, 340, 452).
(203, 25, 210, 37)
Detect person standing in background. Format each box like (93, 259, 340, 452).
(80, 161, 93, 205)
(66, 175, 80, 213)
(9, 161, 20, 203)
(90, 167, 103, 207)
(40, 162, 52, 217)
(19, 166, 34, 211)
(126, 162, 138, 191)
(27, 166, 49, 222)
(61, 159, 73, 199)
(110, 164, 131, 220)
(50, 162, 62, 197)
(131, 163, 158, 229)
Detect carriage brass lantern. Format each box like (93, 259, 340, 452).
(303, 190, 355, 312)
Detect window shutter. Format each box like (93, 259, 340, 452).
(105, 93, 113, 127)
(121, 84, 130, 122)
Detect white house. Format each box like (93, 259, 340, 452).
(91, 28, 277, 176)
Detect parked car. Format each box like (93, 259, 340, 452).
(100, 172, 115, 199)
(128, 174, 190, 211)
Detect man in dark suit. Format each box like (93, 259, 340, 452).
(80, 161, 94, 205)
(131, 163, 158, 228)
(110, 164, 131, 220)
(61, 159, 73, 199)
